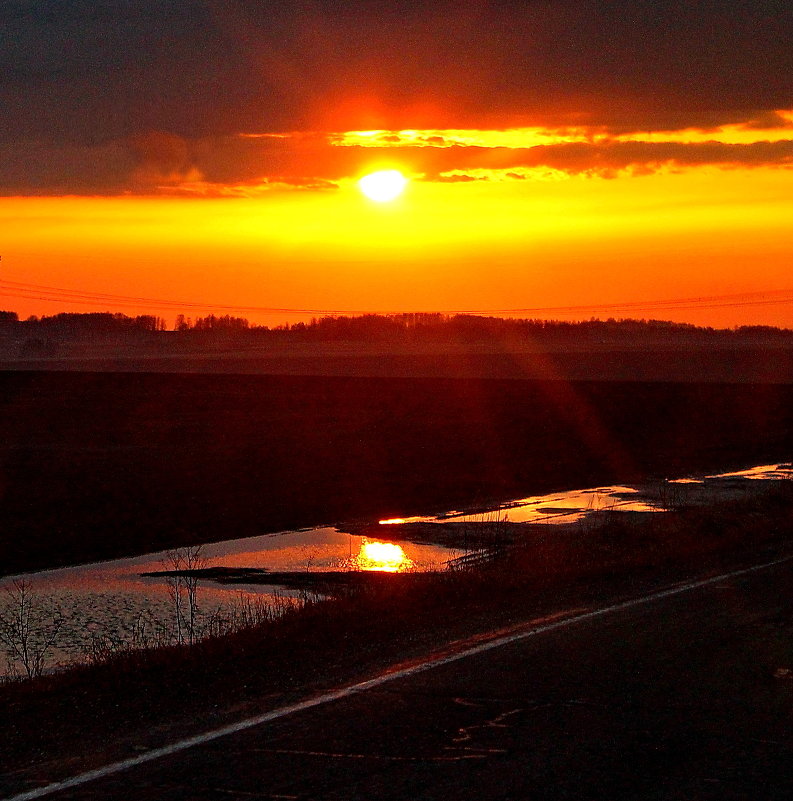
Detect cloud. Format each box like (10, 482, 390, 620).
(129, 132, 203, 190)
(742, 111, 793, 130)
(0, 139, 133, 195)
(452, 141, 793, 182)
(506, 140, 793, 175)
(2, 126, 793, 196)
(435, 173, 485, 183)
(2, 0, 792, 161)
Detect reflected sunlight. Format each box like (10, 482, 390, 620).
(354, 539, 414, 572)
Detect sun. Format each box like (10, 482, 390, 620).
(358, 169, 408, 202)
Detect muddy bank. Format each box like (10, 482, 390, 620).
(141, 566, 441, 590)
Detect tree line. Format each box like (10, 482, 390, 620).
(1, 309, 792, 345)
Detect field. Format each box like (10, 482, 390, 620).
(1, 370, 792, 576)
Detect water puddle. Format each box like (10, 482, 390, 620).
(668, 463, 793, 483)
(381, 485, 665, 528)
(1, 462, 790, 676)
(0, 529, 459, 676)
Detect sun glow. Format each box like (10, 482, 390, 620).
(358, 170, 408, 202)
(3, 158, 793, 329)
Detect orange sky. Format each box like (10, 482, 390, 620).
(3, 3, 792, 329)
(2, 118, 793, 328)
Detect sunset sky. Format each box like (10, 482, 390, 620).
(2, 1, 792, 328)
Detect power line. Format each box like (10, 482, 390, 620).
(0, 279, 792, 318)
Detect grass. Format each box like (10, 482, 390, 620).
(2, 479, 792, 781)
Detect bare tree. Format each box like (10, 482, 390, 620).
(163, 546, 207, 645)
(0, 580, 64, 679)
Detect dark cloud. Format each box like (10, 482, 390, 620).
(421, 140, 793, 178)
(2, 132, 793, 196)
(2, 0, 792, 192)
(434, 173, 485, 183)
(129, 131, 201, 189)
(742, 110, 793, 130)
(0, 139, 133, 194)
(2, 0, 792, 147)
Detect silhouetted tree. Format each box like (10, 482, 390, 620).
(0, 580, 64, 679)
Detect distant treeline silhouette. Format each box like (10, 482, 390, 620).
(0, 311, 166, 333)
(1, 310, 792, 345)
(268, 313, 793, 345)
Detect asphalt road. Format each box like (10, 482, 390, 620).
(9, 558, 793, 800)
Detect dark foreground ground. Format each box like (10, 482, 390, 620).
(2, 482, 792, 798)
(2, 371, 793, 575)
(3, 336, 793, 383)
(4, 549, 793, 800)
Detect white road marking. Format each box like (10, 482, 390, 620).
(5, 553, 792, 801)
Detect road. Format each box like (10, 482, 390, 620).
(8, 558, 793, 800)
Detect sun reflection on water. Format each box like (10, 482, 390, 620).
(354, 539, 414, 572)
